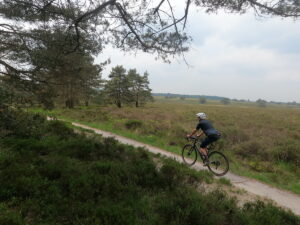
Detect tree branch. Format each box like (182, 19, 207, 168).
(154, 0, 166, 14)
(74, 0, 116, 24)
(115, 3, 149, 50)
(183, 0, 191, 29)
(0, 59, 39, 76)
(247, 0, 300, 17)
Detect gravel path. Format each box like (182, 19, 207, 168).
(73, 122, 300, 215)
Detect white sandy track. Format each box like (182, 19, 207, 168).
(72, 122, 300, 215)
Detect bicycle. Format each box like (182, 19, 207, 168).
(182, 136, 229, 176)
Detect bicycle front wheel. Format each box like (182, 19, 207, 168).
(207, 151, 229, 176)
(182, 144, 197, 166)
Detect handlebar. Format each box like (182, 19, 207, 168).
(186, 136, 198, 141)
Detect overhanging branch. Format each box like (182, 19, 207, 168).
(247, 0, 300, 17)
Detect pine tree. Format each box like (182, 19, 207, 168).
(104, 66, 131, 108)
(127, 70, 153, 107)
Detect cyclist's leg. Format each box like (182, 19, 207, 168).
(200, 136, 220, 166)
(200, 135, 220, 156)
(200, 138, 210, 157)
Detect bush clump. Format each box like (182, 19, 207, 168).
(125, 119, 143, 130)
(273, 139, 300, 166)
(0, 109, 47, 138)
(235, 140, 270, 159)
(0, 108, 76, 140)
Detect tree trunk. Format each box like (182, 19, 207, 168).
(135, 93, 139, 107)
(69, 99, 74, 108)
(66, 98, 74, 108)
(117, 101, 121, 108)
(65, 99, 69, 108)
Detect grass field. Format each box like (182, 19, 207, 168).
(30, 97, 300, 194)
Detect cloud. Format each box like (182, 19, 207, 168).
(96, 9, 300, 102)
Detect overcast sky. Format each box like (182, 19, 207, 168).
(96, 7, 300, 103)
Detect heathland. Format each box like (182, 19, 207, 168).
(1, 108, 300, 224)
(31, 97, 300, 194)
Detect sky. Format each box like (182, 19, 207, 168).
(96, 6, 300, 103)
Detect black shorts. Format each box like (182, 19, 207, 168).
(200, 134, 220, 148)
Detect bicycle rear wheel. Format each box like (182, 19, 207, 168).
(207, 151, 229, 176)
(182, 144, 197, 166)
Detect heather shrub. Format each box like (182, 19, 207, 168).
(1, 111, 299, 224)
(222, 126, 250, 144)
(0, 109, 46, 138)
(125, 119, 143, 130)
(0, 203, 24, 225)
(273, 139, 300, 166)
(235, 140, 269, 159)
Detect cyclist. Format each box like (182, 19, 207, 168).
(187, 112, 221, 165)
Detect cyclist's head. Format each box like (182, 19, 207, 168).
(196, 112, 206, 120)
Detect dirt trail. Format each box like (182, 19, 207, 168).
(72, 122, 300, 215)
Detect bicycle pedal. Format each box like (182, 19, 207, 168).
(203, 161, 209, 167)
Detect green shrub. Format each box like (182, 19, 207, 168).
(0, 109, 46, 138)
(218, 177, 232, 186)
(159, 158, 213, 187)
(235, 140, 268, 158)
(45, 120, 76, 139)
(242, 200, 300, 225)
(222, 126, 249, 144)
(125, 119, 143, 130)
(273, 139, 300, 166)
(247, 160, 275, 172)
(0, 204, 24, 225)
(0, 109, 79, 141)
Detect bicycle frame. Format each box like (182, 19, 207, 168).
(187, 136, 215, 159)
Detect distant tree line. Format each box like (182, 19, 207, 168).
(158, 93, 225, 101)
(158, 93, 299, 107)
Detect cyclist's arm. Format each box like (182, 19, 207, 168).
(187, 129, 197, 137)
(196, 131, 204, 137)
